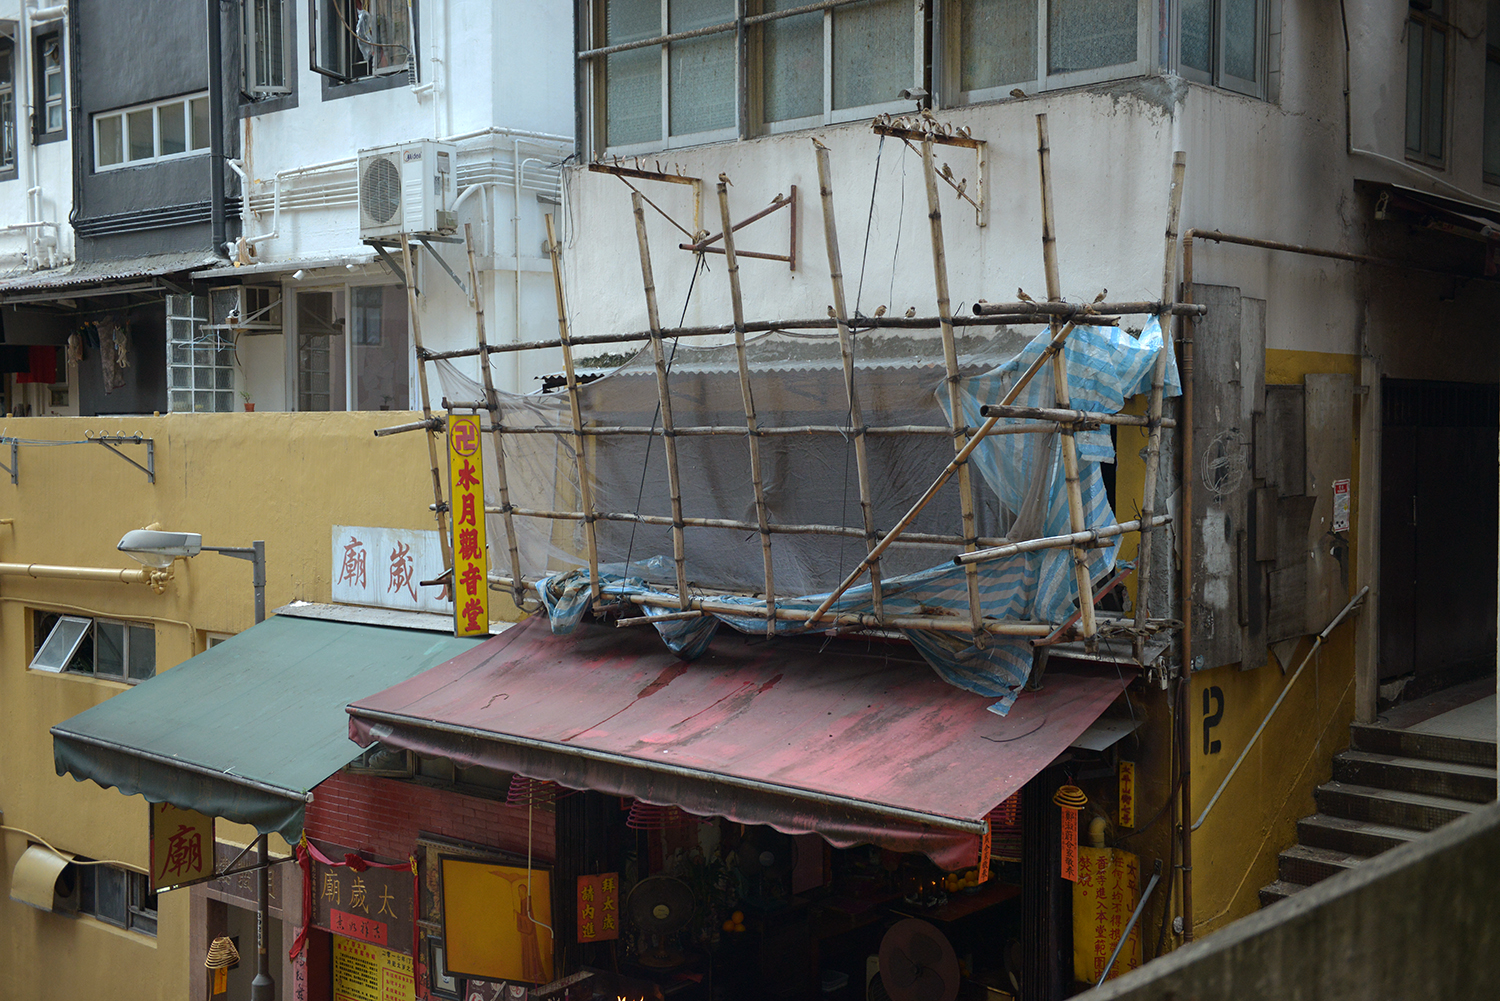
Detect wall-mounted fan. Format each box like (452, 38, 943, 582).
(626, 875, 695, 969)
(733, 827, 797, 908)
(876, 919, 960, 1001)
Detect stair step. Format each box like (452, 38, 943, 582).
(1296, 813, 1422, 857)
(1350, 722, 1497, 769)
(1332, 749, 1497, 804)
(1277, 843, 1366, 886)
(1258, 879, 1309, 908)
(1315, 781, 1480, 831)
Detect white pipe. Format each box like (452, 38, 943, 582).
(30, 5, 66, 22)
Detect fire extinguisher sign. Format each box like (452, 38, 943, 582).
(1332, 479, 1350, 533)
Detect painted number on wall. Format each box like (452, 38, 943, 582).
(1202, 686, 1224, 755)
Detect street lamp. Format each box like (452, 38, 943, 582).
(116, 528, 273, 1000)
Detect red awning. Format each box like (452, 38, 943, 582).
(347, 617, 1131, 870)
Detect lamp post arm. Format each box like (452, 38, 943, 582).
(202, 542, 267, 625)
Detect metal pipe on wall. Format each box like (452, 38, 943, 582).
(205, 0, 227, 258)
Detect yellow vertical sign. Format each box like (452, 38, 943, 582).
(1118, 760, 1136, 829)
(448, 414, 489, 637)
(149, 801, 215, 892)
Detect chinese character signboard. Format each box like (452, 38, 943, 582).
(149, 802, 215, 891)
(1060, 805, 1078, 882)
(448, 414, 489, 637)
(311, 841, 415, 955)
(576, 873, 620, 943)
(208, 841, 286, 908)
(1072, 847, 1142, 983)
(1118, 760, 1136, 829)
(332, 936, 414, 1001)
(331, 526, 448, 614)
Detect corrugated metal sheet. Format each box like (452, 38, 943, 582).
(0, 252, 219, 295)
(348, 616, 1131, 868)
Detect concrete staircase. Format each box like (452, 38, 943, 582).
(1259, 722, 1498, 906)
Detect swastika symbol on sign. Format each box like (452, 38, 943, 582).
(450, 418, 480, 457)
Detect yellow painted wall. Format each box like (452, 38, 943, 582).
(0, 412, 513, 1000)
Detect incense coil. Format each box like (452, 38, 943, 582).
(1053, 785, 1088, 810)
(204, 935, 239, 969)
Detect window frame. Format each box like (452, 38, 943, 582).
(92, 93, 212, 173)
(287, 280, 411, 413)
(941, 0, 1158, 109)
(32, 27, 63, 144)
(167, 293, 236, 414)
(309, 0, 419, 96)
(29, 611, 156, 683)
(245, 0, 295, 97)
(1168, 0, 1266, 98)
(76, 863, 157, 937)
(1405, 2, 1449, 169)
(0, 27, 18, 180)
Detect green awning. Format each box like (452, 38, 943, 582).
(51, 607, 482, 840)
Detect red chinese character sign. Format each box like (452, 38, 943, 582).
(448, 414, 489, 637)
(576, 873, 620, 943)
(331, 526, 447, 613)
(149, 802, 215, 891)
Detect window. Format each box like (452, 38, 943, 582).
(294, 285, 409, 412)
(1175, 0, 1263, 96)
(944, 0, 1152, 105)
(246, 0, 293, 95)
(30, 612, 156, 682)
(167, 294, 236, 413)
(93, 95, 210, 171)
(33, 30, 62, 140)
(1406, 0, 1447, 166)
(311, 0, 414, 84)
(1486, 1, 1500, 181)
(76, 862, 157, 936)
(0, 33, 17, 177)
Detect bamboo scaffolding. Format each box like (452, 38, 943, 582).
(631, 192, 692, 610)
(718, 180, 778, 635)
(973, 300, 1206, 318)
(482, 422, 1058, 437)
(1035, 114, 1098, 647)
(805, 317, 1086, 622)
(922, 138, 985, 636)
(400, 234, 454, 570)
(954, 516, 1173, 567)
(545, 213, 604, 605)
(814, 139, 884, 618)
(491, 504, 1016, 548)
(978, 405, 1178, 428)
(465, 222, 526, 606)
(1133, 151, 1188, 662)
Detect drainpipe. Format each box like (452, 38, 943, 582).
(0, 561, 166, 585)
(1178, 233, 1196, 944)
(206, 0, 227, 258)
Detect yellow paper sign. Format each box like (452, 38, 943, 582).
(448, 414, 489, 637)
(150, 802, 215, 891)
(332, 937, 413, 1001)
(441, 859, 554, 985)
(1118, 760, 1136, 829)
(1073, 847, 1142, 984)
(212, 967, 227, 994)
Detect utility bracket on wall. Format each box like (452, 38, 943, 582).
(589, 159, 705, 243)
(87, 433, 155, 484)
(678, 186, 798, 270)
(872, 115, 988, 227)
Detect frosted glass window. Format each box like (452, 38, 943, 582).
(959, 0, 1035, 92)
(606, 0, 662, 146)
(29, 616, 91, 673)
(128, 625, 155, 682)
(762, 0, 821, 122)
(1180, 0, 1211, 73)
(95, 621, 126, 679)
(158, 102, 186, 156)
(832, 0, 913, 110)
(1406, 12, 1446, 162)
(191, 97, 210, 150)
(96, 115, 123, 167)
(1048, 0, 1136, 75)
(669, 0, 734, 135)
(1222, 0, 1257, 81)
(127, 110, 153, 161)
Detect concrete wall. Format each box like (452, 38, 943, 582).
(1076, 800, 1500, 1000)
(0, 2, 73, 270)
(0, 411, 520, 1001)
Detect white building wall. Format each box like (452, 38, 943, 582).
(0, 1, 74, 273)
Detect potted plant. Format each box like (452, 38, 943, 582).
(240, 390, 254, 412)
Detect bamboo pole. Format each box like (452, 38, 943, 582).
(1035, 114, 1098, 647)
(545, 213, 604, 605)
(922, 137, 985, 637)
(631, 192, 692, 610)
(491, 504, 1018, 548)
(953, 516, 1172, 567)
(718, 180, 778, 635)
(465, 223, 527, 607)
(1133, 151, 1187, 661)
(483, 422, 1059, 437)
(813, 139, 885, 618)
(400, 234, 454, 570)
(977, 405, 1176, 428)
(805, 317, 1085, 622)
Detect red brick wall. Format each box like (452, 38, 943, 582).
(306, 771, 556, 863)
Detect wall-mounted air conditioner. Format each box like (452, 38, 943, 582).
(357, 139, 458, 241)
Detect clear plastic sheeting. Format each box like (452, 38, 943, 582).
(436, 320, 1178, 711)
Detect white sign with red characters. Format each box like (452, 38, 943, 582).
(331, 526, 448, 614)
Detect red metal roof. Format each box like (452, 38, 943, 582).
(348, 616, 1131, 869)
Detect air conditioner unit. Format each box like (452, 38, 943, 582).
(358, 140, 458, 241)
